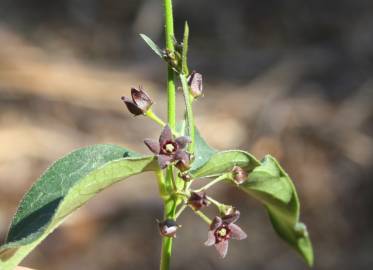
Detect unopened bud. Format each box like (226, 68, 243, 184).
(162, 49, 179, 70)
(187, 71, 203, 98)
(231, 166, 248, 184)
(221, 207, 240, 224)
(179, 172, 192, 182)
(188, 191, 210, 211)
(157, 219, 180, 238)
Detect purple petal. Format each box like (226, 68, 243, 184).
(215, 241, 229, 258)
(204, 231, 216, 246)
(210, 216, 223, 231)
(158, 154, 173, 169)
(131, 87, 153, 111)
(144, 139, 160, 154)
(159, 125, 172, 145)
(229, 224, 247, 240)
(175, 136, 191, 149)
(121, 97, 143, 116)
(222, 209, 240, 224)
(174, 150, 189, 162)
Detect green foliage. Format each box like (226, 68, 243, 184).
(191, 150, 260, 178)
(188, 127, 217, 171)
(140, 33, 163, 58)
(0, 145, 156, 270)
(240, 155, 314, 266)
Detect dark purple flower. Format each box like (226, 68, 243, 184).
(144, 125, 191, 169)
(231, 166, 248, 184)
(205, 212, 247, 258)
(157, 219, 180, 238)
(188, 191, 210, 211)
(187, 71, 203, 98)
(121, 87, 153, 116)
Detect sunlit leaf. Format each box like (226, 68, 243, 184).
(0, 144, 157, 270)
(140, 33, 163, 58)
(240, 155, 314, 266)
(191, 150, 260, 178)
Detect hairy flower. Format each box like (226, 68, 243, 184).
(121, 87, 153, 116)
(188, 191, 209, 211)
(187, 71, 203, 98)
(205, 212, 247, 258)
(144, 125, 191, 169)
(157, 219, 180, 238)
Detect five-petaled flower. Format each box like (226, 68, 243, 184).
(121, 87, 153, 116)
(144, 125, 191, 169)
(205, 211, 247, 258)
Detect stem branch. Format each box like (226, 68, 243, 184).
(146, 110, 166, 127)
(194, 174, 228, 192)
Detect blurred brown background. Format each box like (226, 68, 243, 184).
(0, 0, 372, 269)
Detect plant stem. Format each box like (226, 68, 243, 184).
(194, 174, 228, 192)
(193, 209, 212, 224)
(155, 169, 168, 199)
(160, 198, 176, 270)
(145, 110, 166, 127)
(164, 0, 176, 131)
(161, 0, 176, 270)
(180, 74, 195, 152)
(175, 204, 187, 219)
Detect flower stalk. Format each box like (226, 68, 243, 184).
(160, 0, 177, 269)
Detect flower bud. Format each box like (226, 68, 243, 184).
(174, 151, 191, 172)
(187, 71, 203, 98)
(121, 87, 153, 116)
(179, 172, 192, 182)
(221, 207, 240, 224)
(157, 219, 180, 238)
(188, 191, 210, 211)
(162, 49, 179, 70)
(231, 166, 248, 184)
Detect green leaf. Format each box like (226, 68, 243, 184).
(191, 150, 260, 178)
(140, 33, 163, 58)
(239, 155, 314, 266)
(0, 144, 157, 270)
(190, 128, 217, 171)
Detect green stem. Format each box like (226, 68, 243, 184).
(194, 174, 228, 192)
(155, 169, 168, 199)
(175, 204, 187, 219)
(193, 208, 212, 224)
(146, 110, 166, 127)
(164, 0, 176, 131)
(160, 198, 177, 270)
(161, 1, 176, 269)
(180, 74, 195, 152)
